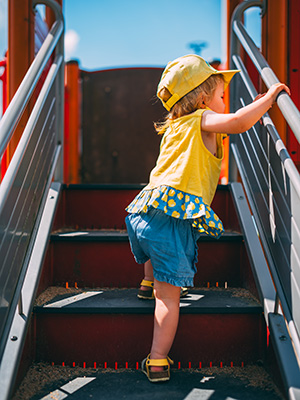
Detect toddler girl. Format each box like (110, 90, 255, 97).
(125, 54, 289, 382)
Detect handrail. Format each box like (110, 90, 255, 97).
(232, 54, 300, 202)
(0, 1, 64, 398)
(0, 19, 63, 158)
(230, 1, 300, 398)
(231, 0, 300, 146)
(0, 54, 63, 214)
(230, 54, 300, 353)
(230, 0, 300, 315)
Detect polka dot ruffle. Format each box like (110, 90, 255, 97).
(126, 185, 224, 238)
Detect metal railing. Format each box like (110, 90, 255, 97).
(230, 1, 300, 398)
(0, 1, 64, 397)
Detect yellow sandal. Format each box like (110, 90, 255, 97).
(137, 279, 188, 300)
(137, 279, 154, 299)
(141, 354, 174, 382)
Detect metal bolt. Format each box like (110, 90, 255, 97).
(238, 195, 244, 200)
(11, 336, 18, 341)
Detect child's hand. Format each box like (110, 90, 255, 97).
(267, 83, 290, 104)
(254, 93, 266, 102)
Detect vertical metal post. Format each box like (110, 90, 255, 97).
(228, 0, 265, 182)
(228, 2, 242, 182)
(32, 0, 65, 182)
(55, 28, 65, 182)
(8, 0, 35, 164)
(228, 10, 240, 182)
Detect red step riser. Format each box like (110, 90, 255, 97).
(43, 241, 244, 288)
(53, 188, 240, 231)
(34, 313, 265, 366)
(54, 189, 140, 231)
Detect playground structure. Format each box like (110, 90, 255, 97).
(0, 0, 300, 398)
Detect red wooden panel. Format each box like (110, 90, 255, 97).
(52, 186, 240, 232)
(80, 68, 163, 184)
(50, 241, 144, 288)
(35, 313, 264, 367)
(54, 188, 140, 230)
(46, 239, 244, 288)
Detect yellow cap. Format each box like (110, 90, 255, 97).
(157, 54, 240, 111)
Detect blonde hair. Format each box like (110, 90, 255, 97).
(155, 74, 224, 134)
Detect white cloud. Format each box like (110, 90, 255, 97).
(64, 29, 80, 60)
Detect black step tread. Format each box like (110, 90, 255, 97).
(51, 229, 129, 242)
(50, 229, 243, 242)
(63, 183, 146, 190)
(14, 363, 284, 400)
(34, 287, 261, 315)
(63, 183, 230, 191)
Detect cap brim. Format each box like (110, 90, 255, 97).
(215, 69, 240, 89)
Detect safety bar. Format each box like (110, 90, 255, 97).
(231, 0, 300, 146)
(230, 1, 300, 398)
(231, 54, 300, 355)
(0, 17, 63, 159)
(232, 54, 300, 202)
(231, 0, 300, 316)
(0, 1, 64, 398)
(231, 0, 300, 239)
(0, 54, 63, 215)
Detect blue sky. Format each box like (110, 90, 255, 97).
(63, 0, 225, 70)
(63, 0, 260, 70)
(0, 0, 261, 113)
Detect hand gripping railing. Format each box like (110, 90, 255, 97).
(0, 1, 64, 398)
(231, 1, 300, 146)
(230, 1, 300, 398)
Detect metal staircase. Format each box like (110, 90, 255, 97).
(230, 1, 300, 398)
(0, 1, 300, 399)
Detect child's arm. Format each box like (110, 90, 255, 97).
(201, 83, 290, 134)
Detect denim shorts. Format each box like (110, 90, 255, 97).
(125, 208, 201, 287)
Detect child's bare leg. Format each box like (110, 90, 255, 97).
(140, 260, 154, 291)
(150, 279, 181, 369)
(144, 259, 154, 282)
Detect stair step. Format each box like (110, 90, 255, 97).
(53, 184, 143, 231)
(14, 363, 284, 400)
(33, 288, 264, 366)
(35, 287, 261, 314)
(53, 184, 240, 231)
(41, 230, 246, 288)
(50, 229, 242, 242)
(51, 229, 129, 242)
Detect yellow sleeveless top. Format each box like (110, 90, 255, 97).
(146, 109, 224, 205)
(126, 109, 225, 238)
